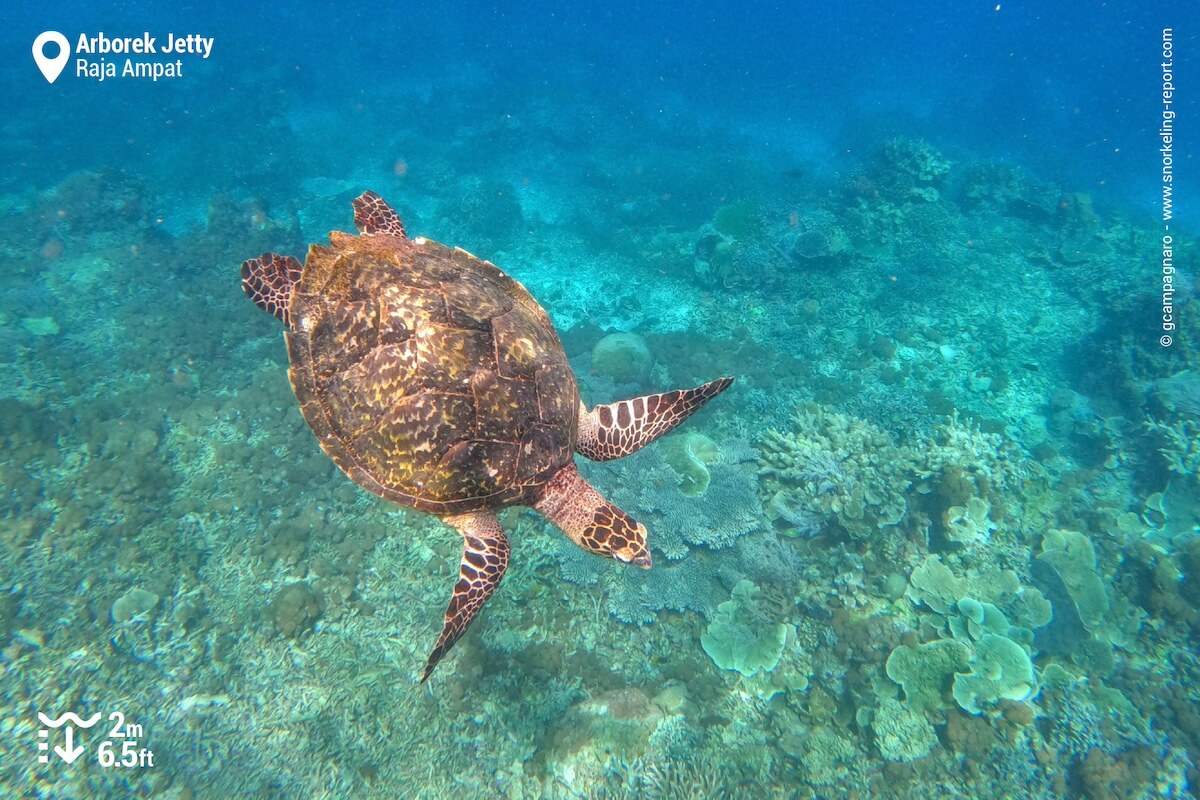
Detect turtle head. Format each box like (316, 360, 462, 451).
(612, 523, 652, 569)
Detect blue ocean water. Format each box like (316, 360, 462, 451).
(0, 2, 1197, 797)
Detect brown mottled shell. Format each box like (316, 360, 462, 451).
(285, 231, 579, 515)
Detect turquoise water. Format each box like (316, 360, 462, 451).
(1, 3, 1197, 798)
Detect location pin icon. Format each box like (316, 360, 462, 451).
(32, 31, 70, 84)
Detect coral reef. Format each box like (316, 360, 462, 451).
(700, 579, 789, 677)
(885, 638, 971, 713)
(872, 696, 939, 762)
(952, 633, 1037, 715)
(886, 555, 1050, 722)
(604, 557, 726, 625)
(1154, 370, 1200, 418)
(1035, 528, 1109, 628)
(661, 431, 722, 497)
(758, 403, 913, 540)
(1, 55, 1193, 799)
(591, 331, 655, 386)
(614, 437, 763, 559)
(758, 403, 1013, 547)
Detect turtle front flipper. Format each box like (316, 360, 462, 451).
(576, 377, 734, 462)
(241, 253, 303, 326)
(534, 463, 651, 568)
(421, 512, 510, 683)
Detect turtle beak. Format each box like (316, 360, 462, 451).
(615, 540, 652, 569)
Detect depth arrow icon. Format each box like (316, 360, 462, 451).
(54, 726, 85, 764)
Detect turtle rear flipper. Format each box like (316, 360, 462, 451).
(241, 253, 303, 326)
(422, 512, 510, 683)
(576, 377, 734, 461)
(352, 190, 407, 237)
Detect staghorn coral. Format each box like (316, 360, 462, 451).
(758, 403, 914, 540)
(640, 760, 730, 800)
(1147, 418, 1200, 484)
(759, 405, 1016, 547)
(586, 756, 734, 800)
(1038, 665, 1159, 763)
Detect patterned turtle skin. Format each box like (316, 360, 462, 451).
(242, 192, 733, 682)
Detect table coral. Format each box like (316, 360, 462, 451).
(700, 579, 789, 677)
(905, 555, 966, 615)
(951, 633, 1037, 715)
(885, 638, 971, 713)
(630, 439, 763, 555)
(604, 558, 725, 625)
(1036, 528, 1109, 628)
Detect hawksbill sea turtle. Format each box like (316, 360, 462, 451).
(241, 191, 733, 681)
